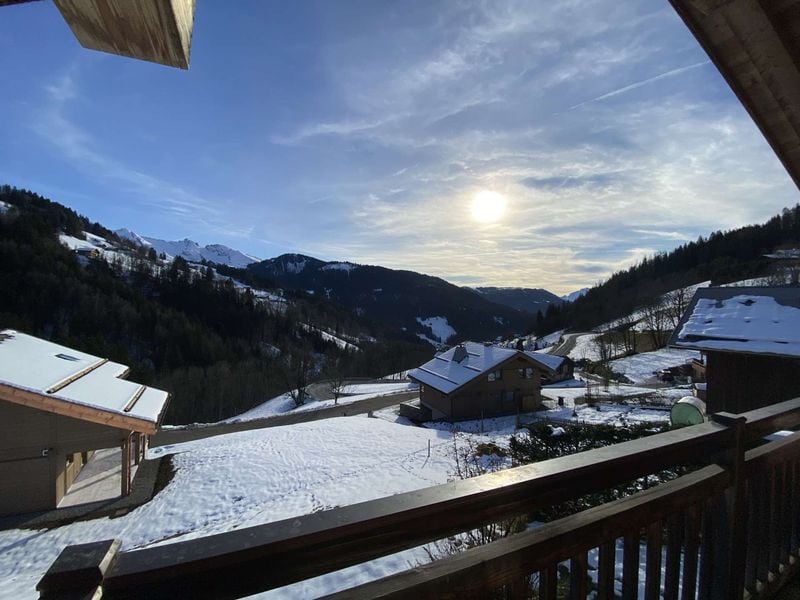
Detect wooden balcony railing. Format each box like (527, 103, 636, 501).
(37, 398, 800, 600)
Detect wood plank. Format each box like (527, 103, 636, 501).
(597, 541, 616, 600)
(768, 465, 780, 576)
(740, 398, 800, 440)
(622, 531, 640, 600)
(681, 505, 701, 600)
(46, 358, 108, 394)
(697, 500, 715, 600)
(663, 513, 684, 600)
(645, 521, 662, 600)
(0, 382, 156, 434)
(569, 552, 587, 600)
(539, 565, 557, 600)
(104, 465, 730, 598)
(756, 469, 771, 587)
(122, 386, 146, 413)
(101, 426, 734, 599)
(745, 478, 759, 594)
(53, 0, 195, 69)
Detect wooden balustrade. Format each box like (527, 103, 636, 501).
(37, 397, 800, 600)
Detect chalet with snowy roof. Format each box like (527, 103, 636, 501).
(408, 342, 556, 421)
(669, 287, 800, 415)
(528, 353, 574, 385)
(0, 330, 169, 516)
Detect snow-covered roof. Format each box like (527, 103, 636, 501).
(0, 330, 169, 433)
(670, 287, 800, 358)
(408, 342, 555, 394)
(526, 352, 568, 371)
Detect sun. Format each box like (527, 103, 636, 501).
(471, 190, 507, 223)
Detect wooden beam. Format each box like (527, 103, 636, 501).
(100, 422, 735, 598)
(46, 358, 108, 394)
(122, 385, 146, 413)
(52, 0, 195, 69)
(670, 0, 800, 190)
(0, 383, 157, 435)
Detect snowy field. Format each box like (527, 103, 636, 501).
(416, 316, 456, 344)
(610, 348, 700, 384)
(0, 418, 461, 599)
(567, 333, 602, 361)
(226, 382, 416, 422)
(1, 398, 679, 598)
(541, 381, 687, 406)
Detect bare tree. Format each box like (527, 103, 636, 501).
(664, 286, 692, 329)
(282, 347, 315, 406)
(640, 297, 670, 349)
(324, 351, 348, 405)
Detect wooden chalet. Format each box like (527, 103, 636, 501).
(408, 342, 556, 421)
(670, 287, 800, 415)
(0, 330, 169, 516)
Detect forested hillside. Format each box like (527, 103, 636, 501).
(535, 205, 800, 334)
(236, 254, 531, 342)
(0, 186, 432, 424)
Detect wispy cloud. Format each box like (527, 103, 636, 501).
(569, 60, 710, 109)
(33, 69, 228, 234)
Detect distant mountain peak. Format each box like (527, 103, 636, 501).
(114, 229, 260, 268)
(561, 287, 590, 303)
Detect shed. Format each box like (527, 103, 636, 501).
(669, 287, 800, 415)
(0, 330, 170, 516)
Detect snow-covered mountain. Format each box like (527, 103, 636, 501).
(115, 230, 260, 268)
(562, 288, 590, 303)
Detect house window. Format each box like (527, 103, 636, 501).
(518, 367, 535, 379)
(488, 369, 502, 382)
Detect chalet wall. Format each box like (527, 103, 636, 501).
(706, 352, 800, 414)
(420, 387, 450, 420)
(0, 400, 130, 515)
(0, 457, 53, 514)
(0, 401, 129, 457)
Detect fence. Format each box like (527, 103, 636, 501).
(37, 398, 800, 599)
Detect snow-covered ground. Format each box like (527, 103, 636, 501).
(0, 418, 461, 599)
(227, 382, 416, 422)
(610, 348, 700, 384)
(1, 390, 681, 598)
(541, 380, 687, 407)
(567, 333, 602, 361)
(416, 316, 456, 344)
(300, 323, 360, 351)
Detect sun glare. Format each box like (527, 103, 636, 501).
(471, 190, 507, 223)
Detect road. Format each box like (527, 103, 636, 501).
(151, 391, 418, 447)
(550, 332, 589, 357)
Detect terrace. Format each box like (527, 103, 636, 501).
(37, 398, 800, 599)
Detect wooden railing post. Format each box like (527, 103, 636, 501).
(37, 539, 120, 600)
(709, 412, 747, 600)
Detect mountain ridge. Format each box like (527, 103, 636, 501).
(116, 229, 260, 269)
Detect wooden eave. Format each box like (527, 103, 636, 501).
(670, 0, 800, 190)
(0, 381, 159, 435)
(52, 0, 195, 69)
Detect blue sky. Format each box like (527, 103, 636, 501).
(1, 1, 797, 295)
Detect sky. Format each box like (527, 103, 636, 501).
(1, 1, 798, 295)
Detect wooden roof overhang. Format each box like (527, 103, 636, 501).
(52, 0, 195, 69)
(0, 381, 167, 435)
(670, 0, 800, 190)
(0, 0, 195, 69)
